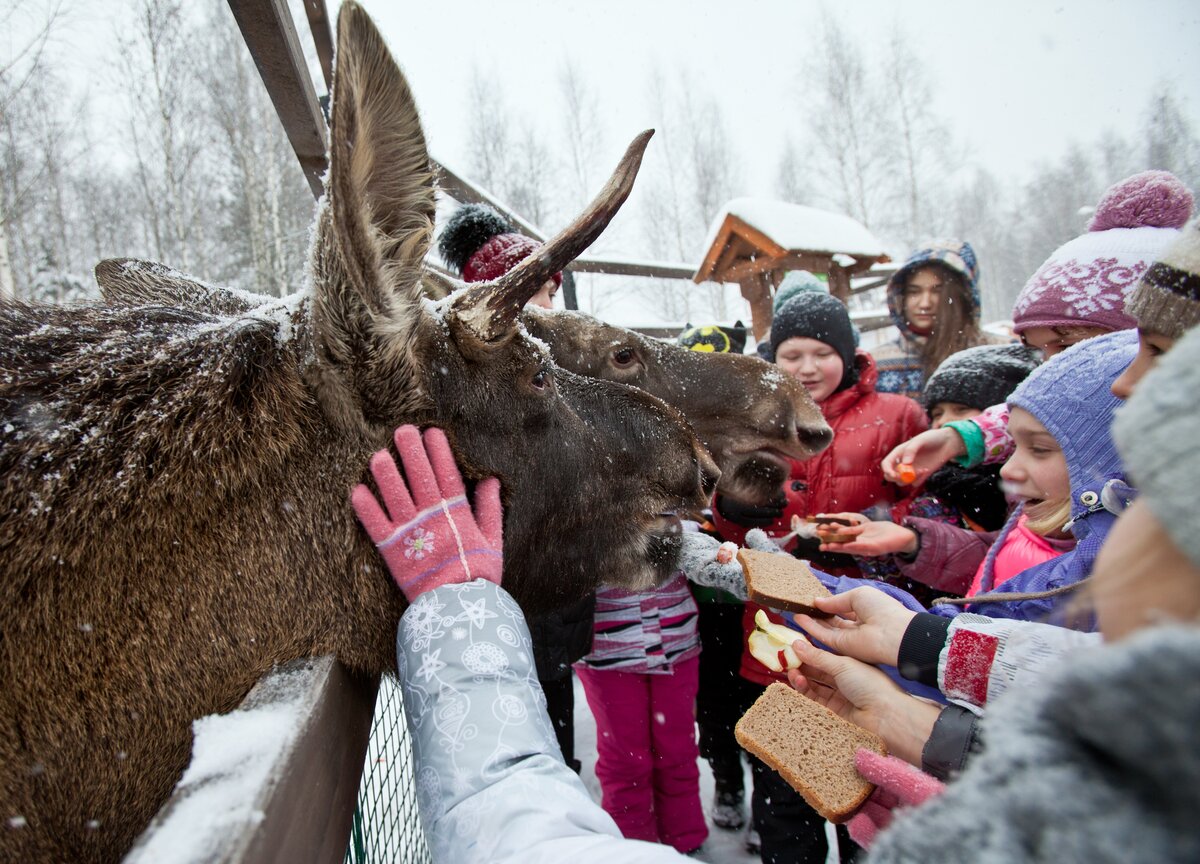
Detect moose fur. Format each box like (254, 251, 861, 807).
(0, 5, 717, 861)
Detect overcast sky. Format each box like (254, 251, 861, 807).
(351, 0, 1200, 197)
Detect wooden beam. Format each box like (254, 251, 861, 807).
(739, 271, 775, 342)
(228, 0, 329, 199)
(302, 0, 335, 92)
(569, 257, 695, 279)
(433, 161, 546, 241)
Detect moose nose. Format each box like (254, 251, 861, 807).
(797, 421, 833, 455)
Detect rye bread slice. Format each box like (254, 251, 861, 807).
(735, 682, 885, 823)
(737, 548, 832, 615)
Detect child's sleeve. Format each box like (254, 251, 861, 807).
(946, 404, 1012, 469)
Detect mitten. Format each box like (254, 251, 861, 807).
(352, 425, 503, 603)
(847, 748, 944, 849)
(677, 532, 747, 600)
(715, 494, 784, 527)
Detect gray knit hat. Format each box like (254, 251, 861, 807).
(1113, 324, 1200, 568)
(1125, 217, 1200, 339)
(922, 343, 1040, 412)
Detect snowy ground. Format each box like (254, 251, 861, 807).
(573, 677, 841, 864)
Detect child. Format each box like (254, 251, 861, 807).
(906, 343, 1039, 533)
(883, 171, 1193, 482)
(438, 202, 562, 309)
(712, 291, 927, 864)
(574, 574, 707, 854)
(872, 240, 998, 399)
(827, 330, 1138, 622)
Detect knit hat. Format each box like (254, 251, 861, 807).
(773, 270, 828, 315)
(768, 293, 858, 391)
(678, 321, 748, 354)
(1008, 329, 1137, 520)
(886, 240, 981, 334)
(922, 343, 1040, 412)
(1012, 171, 1193, 335)
(1125, 217, 1200, 339)
(437, 203, 562, 287)
(1113, 325, 1200, 568)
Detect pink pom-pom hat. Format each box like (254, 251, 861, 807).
(1012, 171, 1194, 334)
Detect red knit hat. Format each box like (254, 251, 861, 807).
(463, 232, 562, 287)
(438, 203, 562, 287)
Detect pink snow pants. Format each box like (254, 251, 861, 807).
(576, 656, 708, 853)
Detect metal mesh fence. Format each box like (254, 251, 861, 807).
(344, 676, 431, 864)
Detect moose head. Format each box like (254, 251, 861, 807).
(0, 4, 715, 861)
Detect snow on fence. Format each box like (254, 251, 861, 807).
(125, 659, 427, 863)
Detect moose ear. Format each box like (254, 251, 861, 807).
(319, 1, 435, 323)
(95, 258, 265, 316)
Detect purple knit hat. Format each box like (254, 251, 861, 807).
(1011, 171, 1193, 335)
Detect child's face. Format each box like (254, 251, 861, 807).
(1091, 499, 1200, 642)
(775, 336, 845, 403)
(1000, 407, 1071, 506)
(1019, 325, 1107, 360)
(1111, 329, 1175, 400)
(929, 401, 981, 429)
(528, 278, 559, 310)
(902, 267, 943, 335)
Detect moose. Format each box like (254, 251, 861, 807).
(0, 4, 830, 862)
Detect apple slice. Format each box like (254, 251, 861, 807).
(748, 609, 805, 672)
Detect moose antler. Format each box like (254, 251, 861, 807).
(450, 129, 654, 345)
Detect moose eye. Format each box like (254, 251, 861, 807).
(531, 369, 551, 390)
(612, 347, 637, 367)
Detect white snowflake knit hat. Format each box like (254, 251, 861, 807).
(1113, 324, 1200, 569)
(1125, 217, 1200, 339)
(1012, 171, 1194, 334)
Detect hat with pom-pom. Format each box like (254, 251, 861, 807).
(437, 203, 562, 287)
(1125, 217, 1200, 339)
(1012, 171, 1193, 334)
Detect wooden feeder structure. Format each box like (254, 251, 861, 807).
(694, 198, 890, 341)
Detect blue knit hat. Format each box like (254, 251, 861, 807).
(886, 240, 981, 334)
(1007, 329, 1137, 520)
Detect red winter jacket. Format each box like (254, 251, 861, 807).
(711, 351, 929, 686)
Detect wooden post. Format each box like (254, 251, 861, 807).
(827, 264, 851, 305)
(739, 270, 774, 342)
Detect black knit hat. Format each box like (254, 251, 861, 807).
(921, 343, 1040, 411)
(768, 293, 858, 392)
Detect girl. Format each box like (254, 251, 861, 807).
(872, 240, 996, 399)
(882, 171, 1193, 483)
(438, 202, 562, 309)
(827, 330, 1138, 623)
(711, 291, 926, 864)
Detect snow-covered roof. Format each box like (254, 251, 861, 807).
(702, 198, 887, 260)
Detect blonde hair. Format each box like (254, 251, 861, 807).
(1023, 496, 1073, 538)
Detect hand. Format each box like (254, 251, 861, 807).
(790, 587, 917, 666)
(351, 425, 503, 603)
(818, 520, 919, 557)
(785, 635, 941, 766)
(847, 749, 945, 849)
(881, 428, 966, 485)
(677, 532, 748, 601)
(715, 494, 784, 527)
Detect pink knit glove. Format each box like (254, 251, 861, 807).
(847, 748, 945, 849)
(351, 425, 503, 602)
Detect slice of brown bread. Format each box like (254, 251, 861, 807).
(735, 682, 885, 823)
(737, 548, 832, 614)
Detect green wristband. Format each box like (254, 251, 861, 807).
(945, 419, 985, 468)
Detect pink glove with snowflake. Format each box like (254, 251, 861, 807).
(351, 425, 503, 603)
(847, 748, 945, 849)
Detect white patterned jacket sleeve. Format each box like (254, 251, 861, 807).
(937, 613, 1102, 712)
(397, 580, 687, 863)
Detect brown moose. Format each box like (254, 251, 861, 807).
(0, 5, 720, 861)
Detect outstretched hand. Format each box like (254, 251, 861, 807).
(791, 587, 917, 667)
(847, 749, 945, 849)
(351, 425, 503, 603)
(880, 427, 966, 485)
(817, 520, 919, 557)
